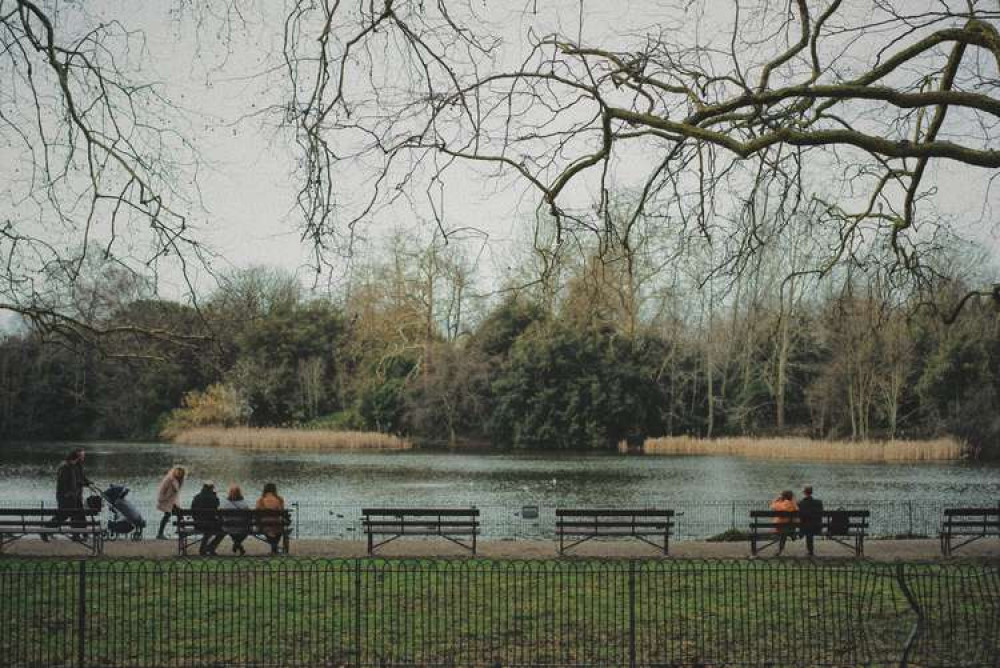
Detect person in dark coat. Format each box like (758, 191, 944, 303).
(43, 448, 91, 540)
(798, 485, 824, 556)
(191, 481, 223, 556)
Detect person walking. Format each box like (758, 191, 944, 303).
(798, 485, 824, 557)
(255, 483, 286, 555)
(770, 490, 798, 555)
(43, 448, 91, 540)
(219, 484, 250, 556)
(191, 481, 223, 556)
(155, 466, 186, 539)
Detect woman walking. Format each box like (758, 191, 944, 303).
(155, 466, 186, 539)
(220, 484, 250, 555)
(255, 483, 286, 555)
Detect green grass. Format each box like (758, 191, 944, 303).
(1, 557, 997, 666)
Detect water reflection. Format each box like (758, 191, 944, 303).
(2, 441, 997, 512)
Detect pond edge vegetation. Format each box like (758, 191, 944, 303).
(169, 426, 411, 451)
(638, 435, 966, 462)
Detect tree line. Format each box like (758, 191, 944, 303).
(1, 225, 998, 459)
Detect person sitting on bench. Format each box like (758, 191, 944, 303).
(770, 490, 798, 555)
(798, 486, 824, 557)
(191, 481, 223, 556)
(255, 483, 286, 555)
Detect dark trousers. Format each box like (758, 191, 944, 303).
(48, 495, 85, 528)
(157, 507, 180, 537)
(226, 533, 248, 554)
(264, 533, 282, 554)
(803, 531, 817, 555)
(776, 525, 794, 553)
(200, 532, 224, 555)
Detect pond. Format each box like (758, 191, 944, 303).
(2, 441, 997, 539)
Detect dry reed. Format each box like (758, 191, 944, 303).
(170, 427, 412, 451)
(637, 435, 965, 462)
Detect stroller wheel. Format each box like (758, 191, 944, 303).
(131, 529, 143, 542)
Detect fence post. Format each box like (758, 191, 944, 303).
(291, 502, 300, 538)
(628, 561, 636, 668)
(895, 563, 923, 668)
(354, 559, 362, 666)
(77, 560, 86, 668)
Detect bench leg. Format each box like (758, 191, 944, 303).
(367, 530, 373, 555)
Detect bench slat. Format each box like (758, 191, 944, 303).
(943, 520, 1000, 527)
(556, 509, 674, 517)
(0, 509, 100, 517)
(557, 521, 673, 529)
(363, 520, 479, 528)
(944, 508, 999, 516)
(362, 508, 479, 517)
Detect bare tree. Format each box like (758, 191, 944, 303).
(0, 0, 214, 345)
(283, 0, 1000, 314)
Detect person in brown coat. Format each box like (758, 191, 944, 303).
(255, 483, 286, 555)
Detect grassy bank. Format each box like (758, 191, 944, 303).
(639, 435, 965, 461)
(170, 426, 412, 451)
(1, 558, 996, 667)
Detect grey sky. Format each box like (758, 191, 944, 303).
(2, 0, 998, 318)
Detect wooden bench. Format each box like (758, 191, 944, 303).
(556, 509, 675, 555)
(173, 508, 292, 556)
(0, 508, 103, 555)
(362, 508, 480, 555)
(750, 509, 869, 556)
(940, 507, 1000, 556)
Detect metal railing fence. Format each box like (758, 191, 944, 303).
(285, 499, 998, 540)
(6, 498, 998, 540)
(1, 558, 997, 667)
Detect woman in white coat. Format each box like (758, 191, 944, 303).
(155, 466, 186, 539)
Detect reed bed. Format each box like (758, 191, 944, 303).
(637, 435, 965, 462)
(170, 427, 412, 451)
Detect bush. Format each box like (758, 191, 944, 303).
(160, 383, 249, 438)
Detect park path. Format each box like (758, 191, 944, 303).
(3, 536, 998, 560)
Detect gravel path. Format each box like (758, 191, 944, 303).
(4, 536, 998, 560)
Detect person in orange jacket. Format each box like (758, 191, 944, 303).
(770, 490, 798, 555)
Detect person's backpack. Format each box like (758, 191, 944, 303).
(828, 510, 849, 536)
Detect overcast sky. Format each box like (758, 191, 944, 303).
(2, 0, 998, 317)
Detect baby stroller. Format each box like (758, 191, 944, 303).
(87, 484, 146, 541)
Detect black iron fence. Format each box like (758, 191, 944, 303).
(1, 558, 998, 667)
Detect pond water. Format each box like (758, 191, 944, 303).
(2, 441, 997, 538)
